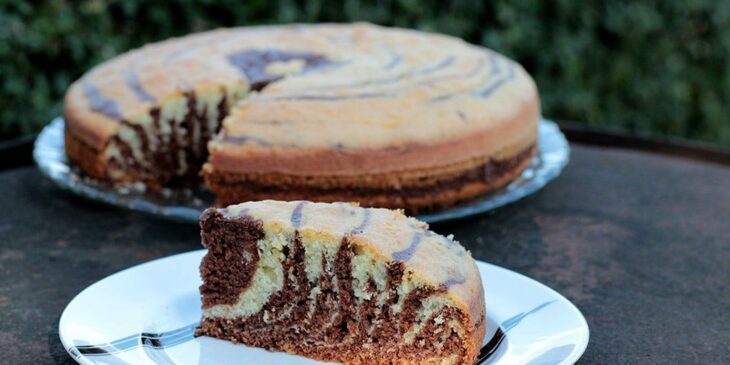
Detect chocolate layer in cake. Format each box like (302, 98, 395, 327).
(66, 88, 235, 187)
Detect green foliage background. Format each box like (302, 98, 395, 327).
(2, 0, 730, 145)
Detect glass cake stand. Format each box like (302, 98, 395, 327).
(34, 117, 569, 224)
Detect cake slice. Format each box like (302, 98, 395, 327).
(195, 200, 485, 364)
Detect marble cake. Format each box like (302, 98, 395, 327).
(195, 200, 486, 364)
(64, 23, 539, 211)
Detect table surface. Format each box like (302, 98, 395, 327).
(1, 143, 729, 364)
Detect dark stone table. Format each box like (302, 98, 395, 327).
(1, 141, 729, 364)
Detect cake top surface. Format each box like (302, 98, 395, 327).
(220, 200, 484, 319)
(66, 23, 537, 151)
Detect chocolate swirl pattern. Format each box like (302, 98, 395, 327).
(227, 49, 334, 90)
(64, 23, 539, 212)
(124, 67, 157, 104)
(350, 207, 371, 234)
(81, 81, 123, 120)
(392, 231, 425, 262)
(196, 201, 485, 365)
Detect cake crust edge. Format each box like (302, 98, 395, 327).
(207, 145, 535, 212)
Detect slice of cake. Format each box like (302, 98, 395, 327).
(195, 200, 485, 364)
(64, 23, 539, 211)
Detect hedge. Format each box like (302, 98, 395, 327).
(2, 0, 729, 145)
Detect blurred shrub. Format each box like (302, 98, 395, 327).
(1, 0, 729, 145)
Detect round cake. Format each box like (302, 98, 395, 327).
(64, 23, 539, 211)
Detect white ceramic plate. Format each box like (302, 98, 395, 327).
(59, 250, 589, 364)
(35, 118, 570, 224)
